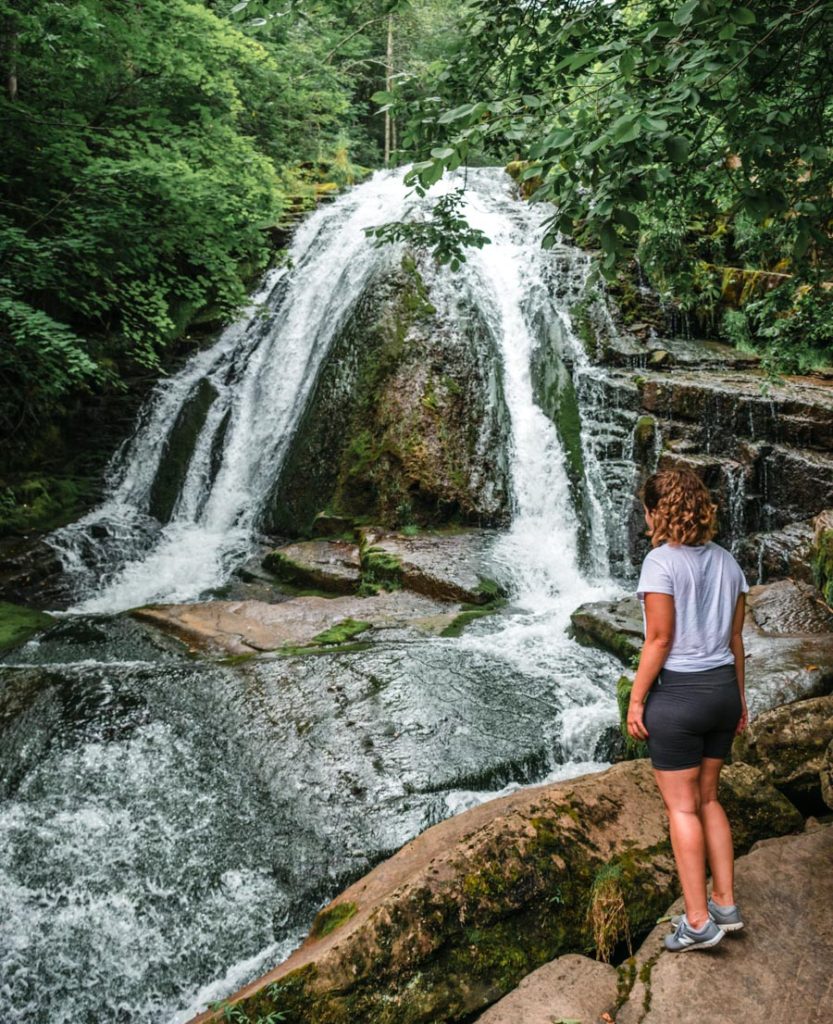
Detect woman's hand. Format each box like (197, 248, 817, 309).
(735, 700, 748, 735)
(627, 700, 649, 741)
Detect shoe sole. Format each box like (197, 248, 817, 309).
(717, 921, 744, 932)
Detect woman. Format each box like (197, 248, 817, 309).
(627, 467, 750, 952)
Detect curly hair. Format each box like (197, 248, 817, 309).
(639, 468, 718, 547)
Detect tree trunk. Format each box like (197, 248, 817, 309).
(384, 12, 393, 166)
(5, 18, 18, 101)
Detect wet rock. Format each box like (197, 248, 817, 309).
(733, 519, 816, 585)
(821, 739, 833, 810)
(311, 512, 354, 537)
(187, 759, 798, 1024)
(148, 378, 219, 524)
(133, 591, 462, 655)
(569, 597, 643, 665)
(265, 253, 511, 535)
(614, 825, 833, 1024)
(263, 540, 361, 595)
(732, 694, 833, 809)
(358, 527, 502, 604)
(571, 580, 833, 717)
(474, 953, 618, 1024)
(0, 535, 66, 609)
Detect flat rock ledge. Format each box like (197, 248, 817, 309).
(133, 590, 462, 655)
(188, 759, 800, 1024)
(262, 527, 501, 604)
(614, 824, 833, 1024)
(571, 578, 833, 716)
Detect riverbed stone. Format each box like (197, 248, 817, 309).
(732, 693, 833, 808)
(474, 953, 618, 1024)
(614, 825, 833, 1024)
(569, 596, 643, 666)
(186, 758, 799, 1024)
(133, 590, 462, 655)
(262, 539, 361, 594)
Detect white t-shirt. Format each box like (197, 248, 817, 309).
(636, 540, 750, 672)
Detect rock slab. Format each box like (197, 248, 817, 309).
(475, 953, 618, 1024)
(133, 591, 460, 655)
(614, 825, 833, 1024)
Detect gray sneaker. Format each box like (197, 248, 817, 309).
(707, 897, 744, 932)
(670, 898, 744, 933)
(664, 915, 725, 952)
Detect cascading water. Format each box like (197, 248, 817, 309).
(1, 167, 639, 1024)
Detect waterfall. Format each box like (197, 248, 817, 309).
(47, 167, 630, 613)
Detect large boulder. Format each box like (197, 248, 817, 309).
(733, 693, 833, 809)
(264, 253, 511, 535)
(571, 579, 833, 718)
(614, 825, 833, 1024)
(133, 590, 462, 656)
(187, 759, 799, 1024)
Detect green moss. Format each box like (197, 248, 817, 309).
(310, 901, 358, 939)
(616, 676, 650, 760)
(360, 546, 402, 591)
(812, 526, 833, 609)
(440, 600, 506, 637)
(307, 619, 371, 646)
(0, 602, 55, 651)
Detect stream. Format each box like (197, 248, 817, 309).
(0, 168, 641, 1024)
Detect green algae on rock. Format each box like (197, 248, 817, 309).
(0, 602, 55, 652)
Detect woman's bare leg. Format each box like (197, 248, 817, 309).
(698, 756, 735, 906)
(654, 765, 709, 928)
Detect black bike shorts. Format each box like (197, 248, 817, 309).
(642, 662, 743, 771)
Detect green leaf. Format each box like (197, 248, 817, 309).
(673, 1, 699, 26)
(664, 135, 690, 162)
(430, 147, 455, 160)
(371, 91, 395, 104)
(599, 221, 619, 254)
(619, 49, 637, 76)
(729, 7, 755, 25)
(614, 208, 640, 231)
(612, 115, 642, 144)
(437, 103, 477, 124)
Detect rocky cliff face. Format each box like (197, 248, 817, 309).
(265, 253, 511, 536)
(534, 283, 833, 583)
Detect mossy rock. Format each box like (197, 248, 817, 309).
(615, 676, 649, 760)
(812, 510, 833, 609)
(0, 601, 55, 652)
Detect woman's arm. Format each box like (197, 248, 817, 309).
(729, 593, 747, 734)
(627, 592, 675, 741)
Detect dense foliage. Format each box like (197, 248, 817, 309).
(0, 0, 457, 525)
(385, 0, 833, 373)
